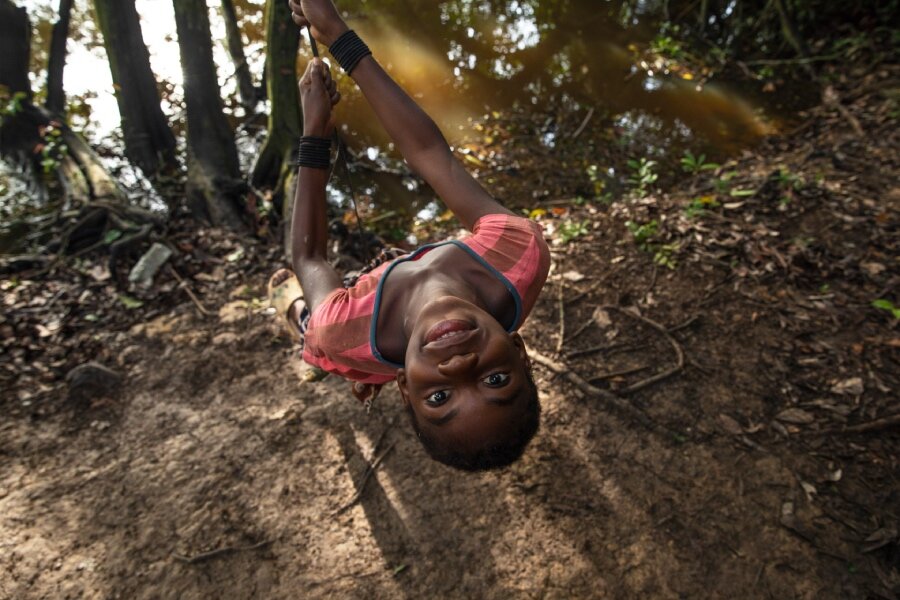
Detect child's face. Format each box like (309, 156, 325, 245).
(396, 297, 532, 453)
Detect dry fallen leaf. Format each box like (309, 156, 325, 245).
(776, 408, 815, 425)
(592, 307, 612, 328)
(831, 377, 864, 396)
(717, 413, 744, 435)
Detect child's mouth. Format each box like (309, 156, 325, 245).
(424, 319, 475, 345)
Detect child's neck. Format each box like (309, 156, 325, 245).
(402, 274, 481, 338)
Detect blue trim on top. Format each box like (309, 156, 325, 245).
(369, 240, 523, 369)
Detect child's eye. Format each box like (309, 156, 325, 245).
(483, 373, 510, 387)
(426, 390, 450, 406)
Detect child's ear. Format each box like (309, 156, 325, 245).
(396, 369, 410, 408)
(510, 333, 531, 370)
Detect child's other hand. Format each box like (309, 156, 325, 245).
(288, 0, 349, 46)
(300, 58, 340, 137)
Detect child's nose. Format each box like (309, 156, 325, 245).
(437, 352, 477, 376)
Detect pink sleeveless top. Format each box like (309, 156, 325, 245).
(303, 214, 550, 384)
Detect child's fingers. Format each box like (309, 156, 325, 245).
(330, 90, 341, 106)
(288, 0, 308, 27)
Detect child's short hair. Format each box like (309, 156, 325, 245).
(405, 372, 540, 472)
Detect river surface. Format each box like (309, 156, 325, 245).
(7, 0, 803, 235)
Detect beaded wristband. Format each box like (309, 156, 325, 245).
(296, 136, 331, 169)
(329, 30, 372, 76)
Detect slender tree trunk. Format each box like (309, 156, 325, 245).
(173, 0, 246, 230)
(0, 0, 32, 101)
(45, 0, 74, 115)
(773, 0, 810, 58)
(251, 0, 301, 214)
(221, 0, 258, 111)
(93, 0, 177, 176)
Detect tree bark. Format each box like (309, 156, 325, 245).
(92, 0, 177, 176)
(45, 0, 74, 115)
(1, 0, 126, 210)
(173, 0, 246, 230)
(221, 0, 259, 111)
(0, 0, 32, 100)
(251, 0, 301, 213)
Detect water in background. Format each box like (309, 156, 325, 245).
(6, 0, 795, 238)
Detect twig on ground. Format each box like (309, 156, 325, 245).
(812, 414, 900, 436)
(668, 315, 700, 333)
(642, 264, 658, 303)
(589, 365, 651, 383)
(566, 341, 645, 360)
(565, 317, 595, 345)
(556, 278, 566, 354)
(572, 107, 595, 139)
(333, 443, 396, 516)
(528, 349, 671, 436)
(602, 307, 684, 395)
(172, 540, 271, 564)
(168, 264, 212, 316)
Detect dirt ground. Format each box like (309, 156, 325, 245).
(2, 69, 898, 599)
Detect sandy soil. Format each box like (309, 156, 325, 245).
(1, 71, 898, 599)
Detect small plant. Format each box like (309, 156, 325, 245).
(0, 90, 27, 126)
(653, 243, 678, 269)
(625, 219, 658, 249)
(559, 219, 590, 244)
(37, 123, 68, 174)
(680, 150, 719, 175)
(650, 34, 682, 58)
(627, 158, 658, 196)
(872, 299, 900, 320)
(626, 219, 677, 269)
(683, 195, 720, 219)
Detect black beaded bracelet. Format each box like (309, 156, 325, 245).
(296, 136, 331, 169)
(329, 30, 372, 76)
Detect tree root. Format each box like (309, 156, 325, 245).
(528, 349, 674, 436)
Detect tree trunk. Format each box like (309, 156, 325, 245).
(221, 0, 258, 111)
(0, 0, 32, 100)
(173, 0, 246, 230)
(251, 0, 301, 214)
(45, 0, 74, 115)
(1, 0, 126, 210)
(92, 0, 177, 176)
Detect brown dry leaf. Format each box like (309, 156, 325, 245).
(831, 377, 864, 396)
(592, 307, 612, 328)
(717, 413, 744, 435)
(776, 408, 815, 425)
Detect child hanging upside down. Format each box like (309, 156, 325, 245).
(268, 0, 550, 471)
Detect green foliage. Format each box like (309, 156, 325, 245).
(680, 150, 719, 175)
(626, 219, 677, 269)
(559, 219, 590, 244)
(684, 195, 720, 219)
(650, 34, 682, 59)
(627, 158, 658, 196)
(0, 90, 28, 126)
(872, 299, 900, 320)
(626, 219, 659, 248)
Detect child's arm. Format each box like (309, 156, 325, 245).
(292, 58, 343, 312)
(290, 0, 515, 231)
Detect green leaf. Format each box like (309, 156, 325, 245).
(730, 188, 756, 197)
(117, 294, 144, 309)
(103, 229, 123, 244)
(872, 299, 900, 319)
